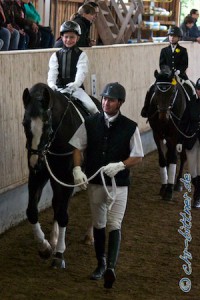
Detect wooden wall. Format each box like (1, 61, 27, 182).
(31, 0, 181, 41)
(0, 42, 199, 194)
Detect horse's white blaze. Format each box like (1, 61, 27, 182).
(30, 117, 43, 167)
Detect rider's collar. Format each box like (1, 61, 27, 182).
(104, 112, 120, 127)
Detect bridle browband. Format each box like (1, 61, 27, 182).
(148, 82, 178, 119)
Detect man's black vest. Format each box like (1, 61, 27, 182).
(85, 113, 137, 186)
(56, 46, 82, 88)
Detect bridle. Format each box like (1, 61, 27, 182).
(148, 82, 178, 119)
(26, 100, 71, 158)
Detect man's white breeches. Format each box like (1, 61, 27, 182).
(88, 184, 128, 232)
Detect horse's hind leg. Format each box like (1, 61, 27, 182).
(27, 172, 52, 259)
(83, 223, 94, 245)
(174, 150, 187, 192)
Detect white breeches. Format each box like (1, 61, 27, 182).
(176, 77, 197, 98)
(186, 140, 200, 178)
(73, 88, 99, 114)
(87, 184, 128, 232)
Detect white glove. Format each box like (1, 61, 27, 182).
(103, 161, 125, 178)
(66, 82, 79, 93)
(176, 144, 182, 153)
(73, 166, 88, 190)
(175, 70, 180, 76)
(50, 85, 58, 91)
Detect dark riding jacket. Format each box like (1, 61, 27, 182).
(73, 14, 91, 47)
(56, 46, 83, 88)
(178, 95, 200, 150)
(84, 112, 137, 186)
(159, 44, 188, 80)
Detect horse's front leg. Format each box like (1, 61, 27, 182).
(163, 144, 178, 201)
(27, 171, 52, 259)
(51, 182, 73, 269)
(155, 138, 168, 196)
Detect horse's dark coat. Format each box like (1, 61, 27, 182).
(22, 83, 101, 228)
(147, 70, 187, 199)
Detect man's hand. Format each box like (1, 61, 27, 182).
(103, 162, 125, 178)
(176, 144, 182, 153)
(73, 166, 88, 190)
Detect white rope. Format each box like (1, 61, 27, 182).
(44, 155, 117, 203)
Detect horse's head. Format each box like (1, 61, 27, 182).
(22, 83, 53, 172)
(153, 67, 177, 121)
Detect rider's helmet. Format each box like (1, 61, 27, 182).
(167, 26, 182, 37)
(60, 21, 81, 36)
(195, 78, 200, 90)
(100, 82, 126, 102)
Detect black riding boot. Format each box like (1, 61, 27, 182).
(90, 227, 106, 280)
(104, 229, 121, 289)
(192, 176, 200, 209)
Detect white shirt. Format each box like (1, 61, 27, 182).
(47, 51, 89, 89)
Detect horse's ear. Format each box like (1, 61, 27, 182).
(23, 88, 30, 108)
(154, 70, 159, 78)
(41, 87, 51, 110)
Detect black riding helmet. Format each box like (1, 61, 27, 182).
(100, 82, 126, 102)
(60, 21, 81, 36)
(167, 26, 182, 37)
(196, 78, 200, 90)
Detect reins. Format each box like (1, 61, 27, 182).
(169, 112, 199, 139)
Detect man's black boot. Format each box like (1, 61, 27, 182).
(104, 229, 121, 289)
(90, 227, 106, 280)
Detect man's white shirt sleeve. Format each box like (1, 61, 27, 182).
(69, 123, 87, 151)
(129, 127, 144, 157)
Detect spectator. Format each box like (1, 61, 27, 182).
(23, 0, 54, 48)
(180, 15, 200, 43)
(0, 0, 19, 50)
(189, 9, 200, 38)
(54, 4, 96, 48)
(13, 0, 41, 49)
(3, 0, 29, 50)
(0, 37, 3, 49)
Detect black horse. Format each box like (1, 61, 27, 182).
(22, 82, 100, 268)
(147, 69, 187, 200)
